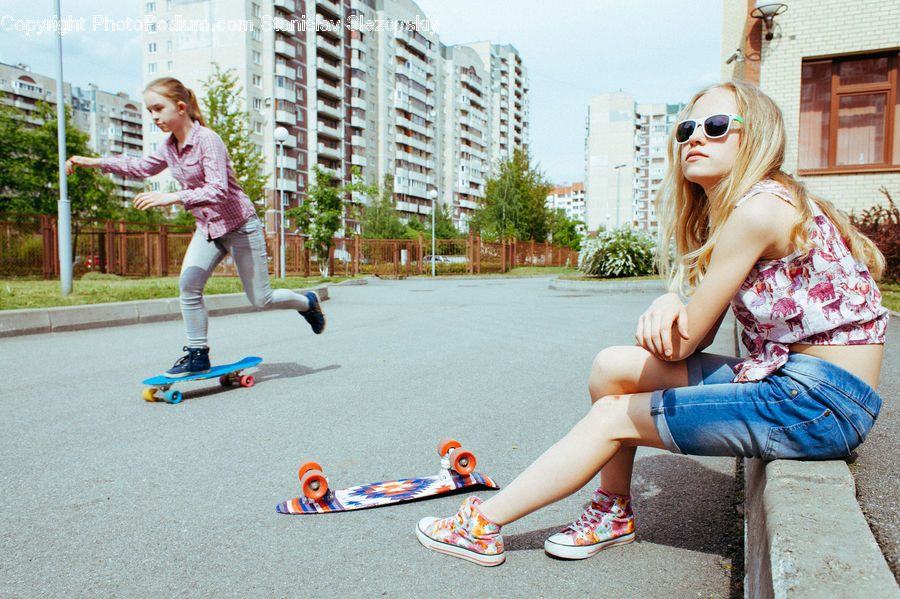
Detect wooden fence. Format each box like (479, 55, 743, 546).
(0, 212, 579, 279)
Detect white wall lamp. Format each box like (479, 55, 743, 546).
(725, 49, 745, 64)
(750, 1, 788, 41)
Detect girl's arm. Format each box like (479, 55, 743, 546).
(637, 193, 795, 361)
(98, 150, 168, 180)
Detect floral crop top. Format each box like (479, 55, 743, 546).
(729, 180, 889, 382)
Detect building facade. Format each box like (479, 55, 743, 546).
(546, 182, 585, 227)
(0, 62, 144, 205)
(721, 0, 900, 213)
(140, 0, 529, 235)
(583, 92, 684, 233)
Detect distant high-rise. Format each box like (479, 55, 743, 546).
(583, 91, 683, 232)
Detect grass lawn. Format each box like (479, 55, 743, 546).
(881, 281, 900, 313)
(0, 274, 344, 310)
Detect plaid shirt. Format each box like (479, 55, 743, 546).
(101, 122, 256, 240)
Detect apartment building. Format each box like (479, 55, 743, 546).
(140, 0, 528, 233)
(721, 0, 899, 213)
(0, 61, 144, 204)
(464, 42, 530, 166)
(140, 0, 328, 231)
(546, 182, 585, 226)
(439, 44, 489, 229)
(633, 102, 683, 230)
(583, 92, 684, 232)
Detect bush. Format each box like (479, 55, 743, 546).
(850, 186, 899, 282)
(578, 227, 656, 278)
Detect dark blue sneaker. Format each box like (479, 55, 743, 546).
(299, 291, 325, 334)
(165, 346, 211, 378)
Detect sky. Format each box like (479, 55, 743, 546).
(0, 0, 723, 184)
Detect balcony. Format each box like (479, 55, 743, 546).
(273, 155, 298, 170)
(274, 0, 295, 10)
(275, 63, 293, 78)
(350, 96, 365, 110)
(274, 176, 298, 193)
(316, 34, 341, 59)
(316, 0, 341, 18)
(275, 40, 296, 58)
(350, 115, 366, 129)
(351, 134, 367, 148)
(316, 57, 342, 80)
(275, 110, 297, 125)
(351, 153, 367, 167)
(275, 86, 295, 103)
(317, 77, 341, 99)
(317, 141, 342, 160)
(317, 100, 342, 120)
(316, 120, 343, 139)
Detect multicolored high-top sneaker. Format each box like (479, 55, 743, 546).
(544, 487, 635, 559)
(416, 496, 505, 566)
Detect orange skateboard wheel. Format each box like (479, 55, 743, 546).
(298, 460, 323, 480)
(239, 374, 254, 388)
(300, 469, 328, 500)
(449, 447, 476, 475)
(437, 438, 461, 457)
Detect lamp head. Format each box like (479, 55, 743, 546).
(273, 126, 289, 143)
(750, 1, 787, 40)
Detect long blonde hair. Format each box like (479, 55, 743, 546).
(144, 77, 207, 127)
(655, 80, 884, 295)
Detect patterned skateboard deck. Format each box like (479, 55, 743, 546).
(276, 469, 498, 514)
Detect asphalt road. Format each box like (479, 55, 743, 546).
(1, 277, 742, 598)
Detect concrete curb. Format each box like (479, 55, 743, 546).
(548, 277, 667, 293)
(0, 284, 329, 338)
(744, 458, 899, 598)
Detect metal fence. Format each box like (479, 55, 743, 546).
(0, 212, 579, 279)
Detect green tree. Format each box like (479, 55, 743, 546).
(360, 174, 407, 239)
(550, 208, 584, 250)
(425, 201, 462, 240)
(200, 63, 268, 215)
(287, 165, 369, 276)
(0, 99, 117, 219)
(472, 149, 553, 242)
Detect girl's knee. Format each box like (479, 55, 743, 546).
(179, 267, 207, 298)
(589, 346, 643, 400)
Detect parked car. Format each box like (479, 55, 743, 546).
(423, 255, 450, 264)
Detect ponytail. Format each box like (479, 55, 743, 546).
(144, 77, 207, 127)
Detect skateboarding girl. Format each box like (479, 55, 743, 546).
(415, 80, 889, 566)
(66, 77, 325, 377)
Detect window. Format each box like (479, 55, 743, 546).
(148, 62, 157, 74)
(799, 51, 900, 172)
(148, 42, 157, 54)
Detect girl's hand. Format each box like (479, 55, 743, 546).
(65, 155, 101, 175)
(133, 191, 180, 210)
(635, 292, 690, 360)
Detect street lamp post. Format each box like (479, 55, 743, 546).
(614, 162, 627, 228)
(428, 188, 437, 277)
(274, 126, 289, 279)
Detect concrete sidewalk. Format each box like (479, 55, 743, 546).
(1, 275, 897, 598)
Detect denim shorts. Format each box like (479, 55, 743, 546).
(649, 352, 882, 460)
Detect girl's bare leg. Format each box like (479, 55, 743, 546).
(477, 346, 689, 525)
(478, 391, 665, 525)
(591, 346, 689, 495)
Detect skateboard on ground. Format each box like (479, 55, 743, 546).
(276, 438, 499, 514)
(141, 356, 262, 404)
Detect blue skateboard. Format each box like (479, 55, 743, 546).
(141, 356, 262, 404)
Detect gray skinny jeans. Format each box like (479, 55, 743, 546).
(179, 216, 309, 347)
